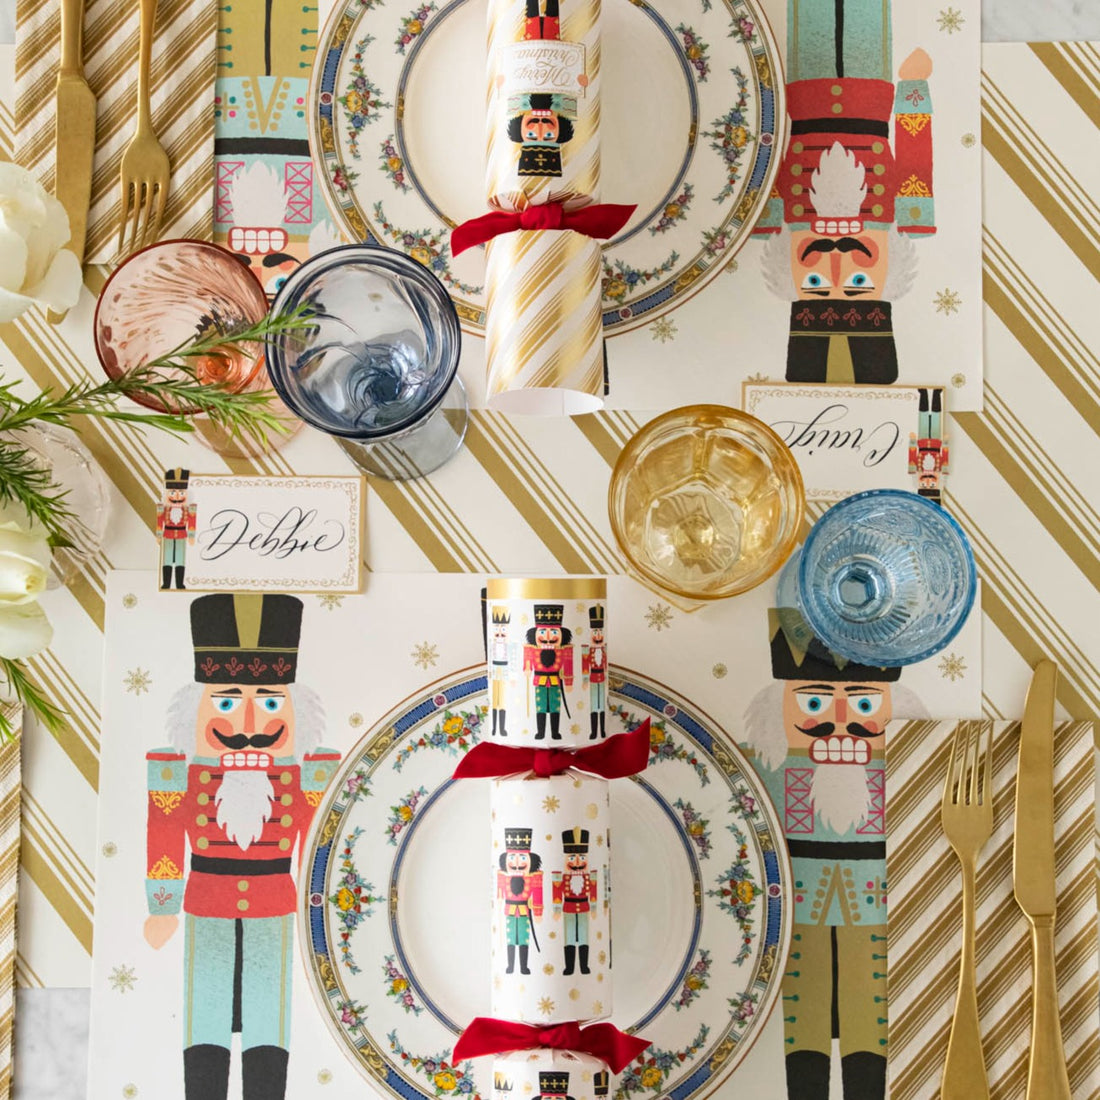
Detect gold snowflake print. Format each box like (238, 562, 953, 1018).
(938, 653, 967, 681)
(598, 950, 607, 964)
(522, 1084, 534, 1094)
(596, 834, 604, 846)
(568, 988, 580, 1000)
(645, 604, 673, 631)
(650, 317, 677, 343)
(109, 964, 137, 993)
(122, 593, 137, 609)
(592, 1000, 604, 1015)
(543, 963, 555, 975)
(951, 372, 966, 389)
(102, 842, 118, 858)
(712, 663, 728, 679)
(745, 372, 770, 384)
(122, 1087, 138, 1099)
(124, 668, 152, 695)
(724, 258, 740, 275)
(349, 712, 363, 727)
(937, 7, 964, 33)
(318, 594, 344, 610)
(934, 288, 961, 316)
(318, 1069, 333, 1085)
(570, 723, 580, 736)
(537, 996, 555, 1016)
(411, 642, 439, 670)
(541, 795, 561, 813)
(961, 132, 976, 148)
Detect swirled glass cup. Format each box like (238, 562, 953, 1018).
(264, 244, 467, 480)
(777, 489, 977, 667)
(608, 405, 805, 600)
(93, 239, 300, 457)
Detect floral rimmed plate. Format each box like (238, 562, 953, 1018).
(300, 665, 790, 1098)
(309, 0, 784, 333)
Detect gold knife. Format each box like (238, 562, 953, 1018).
(1012, 659, 1071, 1100)
(50, 0, 96, 324)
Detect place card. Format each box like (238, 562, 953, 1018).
(153, 472, 364, 592)
(741, 382, 949, 502)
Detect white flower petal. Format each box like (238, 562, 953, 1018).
(0, 285, 38, 324)
(0, 601, 53, 660)
(24, 247, 81, 313)
(0, 225, 28, 295)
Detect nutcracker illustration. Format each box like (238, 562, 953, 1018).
(489, 606, 517, 737)
(523, 605, 574, 740)
(581, 604, 607, 739)
(497, 827, 544, 974)
(742, 607, 927, 1100)
(494, 1073, 515, 1100)
(755, 0, 935, 383)
(537, 1073, 575, 1100)
(593, 1070, 609, 1099)
(156, 468, 197, 591)
(144, 593, 340, 1100)
(552, 827, 597, 975)
(908, 387, 948, 503)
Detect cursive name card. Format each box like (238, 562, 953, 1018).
(742, 383, 945, 501)
(154, 475, 364, 593)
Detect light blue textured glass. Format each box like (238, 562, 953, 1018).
(778, 489, 977, 667)
(265, 244, 466, 479)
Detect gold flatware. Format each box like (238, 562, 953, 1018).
(1013, 659, 1071, 1100)
(116, 0, 170, 258)
(940, 720, 992, 1100)
(50, 0, 96, 323)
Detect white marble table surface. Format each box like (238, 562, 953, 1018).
(5, 1, 1100, 1097)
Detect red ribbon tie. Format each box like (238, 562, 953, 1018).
(452, 1017, 651, 1073)
(451, 201, 637, 256)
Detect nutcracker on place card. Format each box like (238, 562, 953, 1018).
(486, 578, 607, 748)
(491, 776, 611, 1023)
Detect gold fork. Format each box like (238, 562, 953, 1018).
(940, 720, 993, 1100)
(116, 0, 170, 258)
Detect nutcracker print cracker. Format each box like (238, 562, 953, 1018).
(491, 1051, 610, 1100)
(484, 578, 607, 750)
(144, 593, 341, 1100)
(490, 775, 611, 1023)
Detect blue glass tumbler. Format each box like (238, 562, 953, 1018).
(776, 489, 977, 667)
(264, 244, 467, 479)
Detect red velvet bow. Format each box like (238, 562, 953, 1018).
(453, 718, 650, 780)
(451, 201, 637, 257)
(452, 1017, 651, 1073)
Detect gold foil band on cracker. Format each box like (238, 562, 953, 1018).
(485, 229, 605, 414)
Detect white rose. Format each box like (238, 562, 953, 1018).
(0, 162, 82, 323)
(0, 502, 52, 660)
(0, 602, 52, 660)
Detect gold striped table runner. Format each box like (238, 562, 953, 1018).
(0, 712, 18, 1100)
(14, 0, 216, 262)
(887, 719, 1098, 1099)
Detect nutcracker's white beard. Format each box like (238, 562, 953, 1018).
(215, 770, 275, 852)
(811, 762, 872, 834)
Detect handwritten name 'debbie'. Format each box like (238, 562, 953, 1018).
(769, 404, 901, 468)
(198, 508, 347, 561)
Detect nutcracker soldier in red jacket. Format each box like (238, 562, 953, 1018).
(523, 605, 573, 741)
(552, 826, 597, 975)
(908, 386, 948, 503)
(755, 0, 935, 384)
(581, 604, 607, 740)
(497, 826, 544, 975)
(144, 593, 340, 1100)
(157, 468, 197, 591)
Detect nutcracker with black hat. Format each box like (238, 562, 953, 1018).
(156, 468, 196, 590)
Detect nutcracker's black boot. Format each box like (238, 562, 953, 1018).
(174, 565, 187, 590)
(161, 566, 172, 591)
(563, 944, 576, 975)
(599, 710, 606, 738)
(519, 945, 531, 975)
(578, 944, 590, 974)
(550, 712, 562, 740)
(589, 713, 599, 739)
(785, 1051, 829, 1100)
(491, 709, 499, 736)
(535, 713, 546, 740)
(506, 944, 516, 973)
(840, 1052, 885, 1098)
(183, 1043, 230, 1100)
(243, 1044, 289, 1100)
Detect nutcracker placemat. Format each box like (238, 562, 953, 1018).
(87, 571, 980, 1099)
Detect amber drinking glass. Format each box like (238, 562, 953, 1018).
(608, 405, 805, 601)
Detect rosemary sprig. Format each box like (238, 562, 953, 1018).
(0, 659, 66, 742)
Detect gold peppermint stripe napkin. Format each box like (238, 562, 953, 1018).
(0, 713, 19, 1099)
(886, 719, 1099, 1100)
(15, 0, 216, 263)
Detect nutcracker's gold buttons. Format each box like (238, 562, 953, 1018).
(790, 163, 802, 176)
(237, 880, 249, 892)
(280, 794, 293, 806)
(199, 770, 211, 785)
(280, 772, 292, 785)
(791, 183, 803, 195)
(314, 769, 326, 782)
(197, 793, 210, 805)
(280, 814, 293, 828)
(161, 767, 173, 781)
(872, 141, 884, 154)
(196, 814, 208, 827)
(872, 204, 884, 217)
(792, 204, 804, 216)
(237, 899, 249, 912)
(278, 837, 292, 851)
(791, 141, 804, 154)
(831, 102, 843, 114)
(872, 164, 886, 175)
(872, 184, 885, 195)
(196, 837, 209, 850)
(831, 83, 842, 95)
(910, 205, 922, 220)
